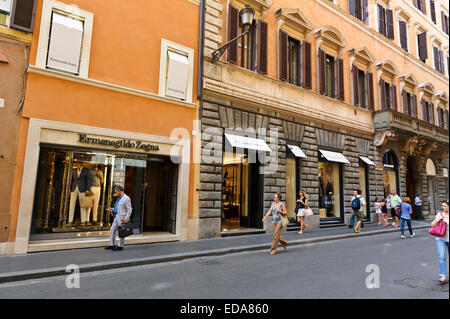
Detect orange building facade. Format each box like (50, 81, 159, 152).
(2, 0, 201, 254)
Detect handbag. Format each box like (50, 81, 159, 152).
(304, 208, 313, 217)
(79, 193, 94, 208)
(429, 219, 447, 237)
(118, 222, 134, 238)
(281, 214, 289, 228)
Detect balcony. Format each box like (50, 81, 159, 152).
(373, 109, 449, 146)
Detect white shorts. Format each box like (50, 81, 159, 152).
(297, 209, 305, 217)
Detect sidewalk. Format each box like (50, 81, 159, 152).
(0, 219, 431, 283)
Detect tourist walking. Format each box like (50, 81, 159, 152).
(414, 194, 422, 220)
(390, 190, 402, 228)
(262, 192, 288, 255)
(382, 197, 390, 227)
(351, 189, 366, 233)
(397, 197, 415, 239)
(431, 201, 449, 284)
(374, 197, 383, 225)
(296, 189, 309, 234)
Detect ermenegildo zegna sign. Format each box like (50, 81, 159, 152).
(78, 134, 160, 152)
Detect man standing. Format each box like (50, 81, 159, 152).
(414, 194, 422, 220)
(105, 185, 132, 251)
(351, 189, 366, 233)
(390, 190, 402, 228)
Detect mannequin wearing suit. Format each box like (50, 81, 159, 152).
(67, 164, 91, 226)
(88, 166, 104, 226)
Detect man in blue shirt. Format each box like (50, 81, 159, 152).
(414, 194, 422, 220)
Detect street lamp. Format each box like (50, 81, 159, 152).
(211, 4, 255, 63)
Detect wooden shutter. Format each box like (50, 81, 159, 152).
(378, 4, 386, 37)
(318, 49, 326, 95)
(349, 0, 358, 18)
(444, 110, 449, 129)
(279, 30, 288, 81)
(399, 21, 408, 51)
(442, 11, 447, 33)
(430, 1, 436, 23)
(433, 47, 440, 71)
(391, 85, 397, 110)
(386, 9, 394, 40)
(418, 32, 428, 61)
(10, 0, 37, 32)
(420, 0, 427, 15)
(379, 78, 385, 109)
(429, 103, 435, 124)
(362, 0, 369, 24)
(402, 90, 408, 114)
(303, 41, 312, 89)
(421, 99, 427, 122)
(352, 65, 359, 105)
(227, 5, 239, 64)
(412, 94, 418, 118)
(439, 50, 444, 75)
(368, 72, 374, 110)
(338, 58, 344, 101)
(257, 20, 268, 74)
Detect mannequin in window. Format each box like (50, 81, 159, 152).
(319, 167, 325, 209)
(325, 167, 334, 217)
(67, 163, 91, 227)
(88, 165, 104, 226)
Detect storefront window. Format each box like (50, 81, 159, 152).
(286, 157, 297, 223)
(318, 161, 341, 220)
(383, 151, 399, 198)
(30, 146, 178, 240)
(359, 164, 370, 220)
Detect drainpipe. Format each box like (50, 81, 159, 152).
(197, 0, 206, 133)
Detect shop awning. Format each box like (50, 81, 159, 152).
(359, 156, 375, 166)
(224, 133, 271, 152)
(319, 149, 350, 164)
(287, 145, 307, 158)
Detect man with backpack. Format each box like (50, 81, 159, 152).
(351, 189, 366, 233)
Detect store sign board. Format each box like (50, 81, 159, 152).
(225, 133, 271, 152)
(359, 156, 376, 166)
(287, 145, 307, 158)
(319, 149, 350, 164)
(78, 134, 160, 152)
(46, 12, 84, 74)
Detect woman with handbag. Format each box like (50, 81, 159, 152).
(262, 192, 288, 255)
(296, 189, 309, 234)
(431, 201, 449, 284)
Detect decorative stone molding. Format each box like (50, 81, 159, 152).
(376, 60, 399, 83)
(395, 6, 412, 23)
(398, 73, 419, 92)
(275, 7, 314, 40)
(374, 130, 395, 147)
(314, 128, 345, 150)
(282, 120, 305, 142)
(417, 82, 436, 99)
(356, 138, 370, 155)
(348, 47, 376, 71)
(314, 25, 347, 56)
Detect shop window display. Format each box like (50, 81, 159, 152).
(30, 146, 178, 240)
(318, 162, 341, 219)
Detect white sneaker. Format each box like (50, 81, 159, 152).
(401, 235, 406, 239)
(410, 233, 415, 238)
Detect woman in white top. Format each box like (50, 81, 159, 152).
(431, 201, 449, 284)
(374, 197, 382, 225)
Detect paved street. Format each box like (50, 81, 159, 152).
(0, 228, 447, 299)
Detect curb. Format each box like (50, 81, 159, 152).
(0, 225, 429, 284)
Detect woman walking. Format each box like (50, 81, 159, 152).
(398, 197, 415, 239)
(296, 189, 309, 234)
(383, 197, 391, 227)
(374, 197, 383, 225)
(262, 192, 288, 255)
(431, 201, 449, 284)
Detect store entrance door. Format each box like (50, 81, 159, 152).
(142, 157, 178, 234)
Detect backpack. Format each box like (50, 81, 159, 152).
(351, 196, 361, 211)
